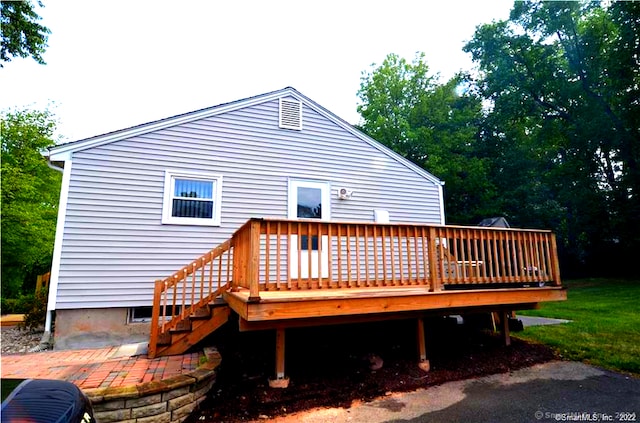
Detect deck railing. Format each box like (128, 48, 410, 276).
(232, 218, 562, 299)
(35, 271, 51, 292)
(150, 218, 561, 355)
(149, 239, 234, 357)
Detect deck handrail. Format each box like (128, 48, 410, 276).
(231, 218, 562, 297)
(149, 238, 234, 358)
(35, 271, 51, 292)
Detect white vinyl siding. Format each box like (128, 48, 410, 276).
(54, 96, 443, 309)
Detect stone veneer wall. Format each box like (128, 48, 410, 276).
(84, 348, 221, 423)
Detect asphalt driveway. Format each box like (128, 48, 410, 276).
(272, 361, 640, 423)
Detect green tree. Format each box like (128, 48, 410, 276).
(464, 0, 640, 276)
(1, 109, 61, 297)
(357, 53, 498, 223)
(0, 0, 50, 66)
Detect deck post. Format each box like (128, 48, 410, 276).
(428, 227, 440, 292)
(148, 279, 163, 359)
(247, 219, 262, 302)
(500, 310, 511, 347)
(230, 232, 240, 292)
(550, 233, 562, 286)
(417, 317, 430, 372)
(35, 274, 43, 292)
(269, 328, 290, 388)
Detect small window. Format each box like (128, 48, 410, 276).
(128, 306, 182, 323)
(128, 306, 153, 323)
(297, 186, 322, 218)
(288, 179, 330, 221)
(300, 235, 319, 251)
(162, 171, 222, 226)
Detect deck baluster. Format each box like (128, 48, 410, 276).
(364, 226, 370, 287)
(337, 225, 343, 287)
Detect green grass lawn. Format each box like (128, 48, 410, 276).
(516, 278, 640, 375)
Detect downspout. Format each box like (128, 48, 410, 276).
(42, 157, 73, 347)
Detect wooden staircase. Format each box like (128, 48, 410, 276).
(152, 300, 230, 358)
(149, 239, 235, 358)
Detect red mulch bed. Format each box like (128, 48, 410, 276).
(188, 315, 556, 422)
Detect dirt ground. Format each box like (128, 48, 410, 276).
(187, 315, 557, 422)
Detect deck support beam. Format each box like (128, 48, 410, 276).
(269, 328, 289, 388)
(417, 317, 430, 372)
(227, 287, 565, 323)
(501, 310, 511, 347)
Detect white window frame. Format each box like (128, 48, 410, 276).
(127, 306, 153, 323)
(162, 170, 222, 226)
(128, 306, 177, 323)
(288, 179, 330, 278)
(287, 179, 331, 221)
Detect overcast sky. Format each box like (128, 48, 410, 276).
(1, 1, 513, 142)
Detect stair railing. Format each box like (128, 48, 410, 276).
(149, 238, 234, 358)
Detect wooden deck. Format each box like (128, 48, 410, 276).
(224, 285, 566, 328)
(149, 218, 566, 366)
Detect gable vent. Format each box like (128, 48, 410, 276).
(279, 98, 302, 130)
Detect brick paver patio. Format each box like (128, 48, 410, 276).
(0, 345, 203, 389)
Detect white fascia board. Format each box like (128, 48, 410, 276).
(47, 150, 72, 162)
(41, 146, 69, 165)
(357, 130, 444, 186)
(47, 88, 299, 156)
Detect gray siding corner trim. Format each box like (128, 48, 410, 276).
(438, 184, 446, 225)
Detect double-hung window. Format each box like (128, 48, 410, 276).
(162, 171, 222, 226)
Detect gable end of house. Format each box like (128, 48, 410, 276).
(46, 87, 443, 187)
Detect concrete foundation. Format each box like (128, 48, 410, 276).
(54, 308, 150, 350)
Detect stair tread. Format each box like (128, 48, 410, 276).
(157, 332, 171, 346)
(190, 308, 211, 319)
(155, 305, 231, 357)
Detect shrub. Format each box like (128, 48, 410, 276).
(1, 298, 20, 314)
(1, 294, 35, 315)
(20, 289, 47, 332)
(18, 294, 36, 314)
